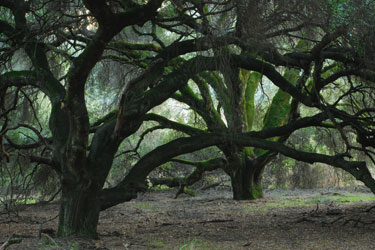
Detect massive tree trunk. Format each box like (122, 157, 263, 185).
(56, 121, 121, 237)
(227, 150, 263, 200)
(224, 142, 278, 200)
(230, 165, 263, 200)
(57, 176, 102, 238)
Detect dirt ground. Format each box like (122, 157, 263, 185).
(1, 186, 375, 250)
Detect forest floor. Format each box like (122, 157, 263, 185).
(1, 186, 375, 250)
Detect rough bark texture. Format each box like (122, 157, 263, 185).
(58, 180, 101, 238)
(224, 148, 265, 200)
(230, 163, 261, 200)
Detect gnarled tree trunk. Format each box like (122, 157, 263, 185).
(56, 121, 121, 237)
(230, 167, 263, 200)
(57, 177, 102, 238)
(227, 150, 264, 200)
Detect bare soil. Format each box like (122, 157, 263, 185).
(1, 187, 375, 250)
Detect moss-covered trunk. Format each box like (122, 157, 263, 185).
(231, 173, 263, 200)
(226, 150, 263, 200)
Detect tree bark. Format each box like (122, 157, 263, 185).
(231, 168, 263, 200)
(57, 178, 101, 238)
(227, 150, 263, 200)
(57, 121, 120, 237)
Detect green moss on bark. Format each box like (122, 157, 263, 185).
(239, 70, 261, 131)
(251, 184, 263, 199)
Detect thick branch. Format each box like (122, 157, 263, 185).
(5, 136, 48, 150)
(0, 71, 38, 89)
(101, 132, 375, 209)
(174, 157, 226, 198)
(173, 85, 226, 131)
(144, 113, 205, 136)
(150, 157, 226, 197)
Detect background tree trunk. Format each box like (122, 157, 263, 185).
(227, 150, 263, 200)
(230, 166, 263, 200)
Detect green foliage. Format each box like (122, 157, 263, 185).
(326, 0, 354, 26)
(183, 187, 197, 196)
(151, 184, 170, 190)
(160, 162, 174, 172)
(70, 242, 81, 250)
(251, 184, 263, 199)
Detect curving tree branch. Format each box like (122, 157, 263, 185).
(101, 131, 375, 210)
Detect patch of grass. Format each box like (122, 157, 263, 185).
(334, 195, 375, 202)
(132, 202, 158, 215)
(303, 195, 375, 204)
(242, 200, 306, 213)
(243, 205, 269, 213)
(1, 197, 39, 206)
(135, 202, 153, 210)
(179, 238, 217, 250)
(243, 195, 375, 213)
(23, 198, 38, 204)
(268, 199, 312, 208)
(38, 241, 82, 250)
(150, 240, 167, 249)
(71, 242, 81, 250)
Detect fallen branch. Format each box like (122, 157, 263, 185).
(343, 217, 362, 227)
(328, 216, 345, 224)
(160, 222, 181, 226)
(0, 234, 22, 250)
(199, 219, 233, 224)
